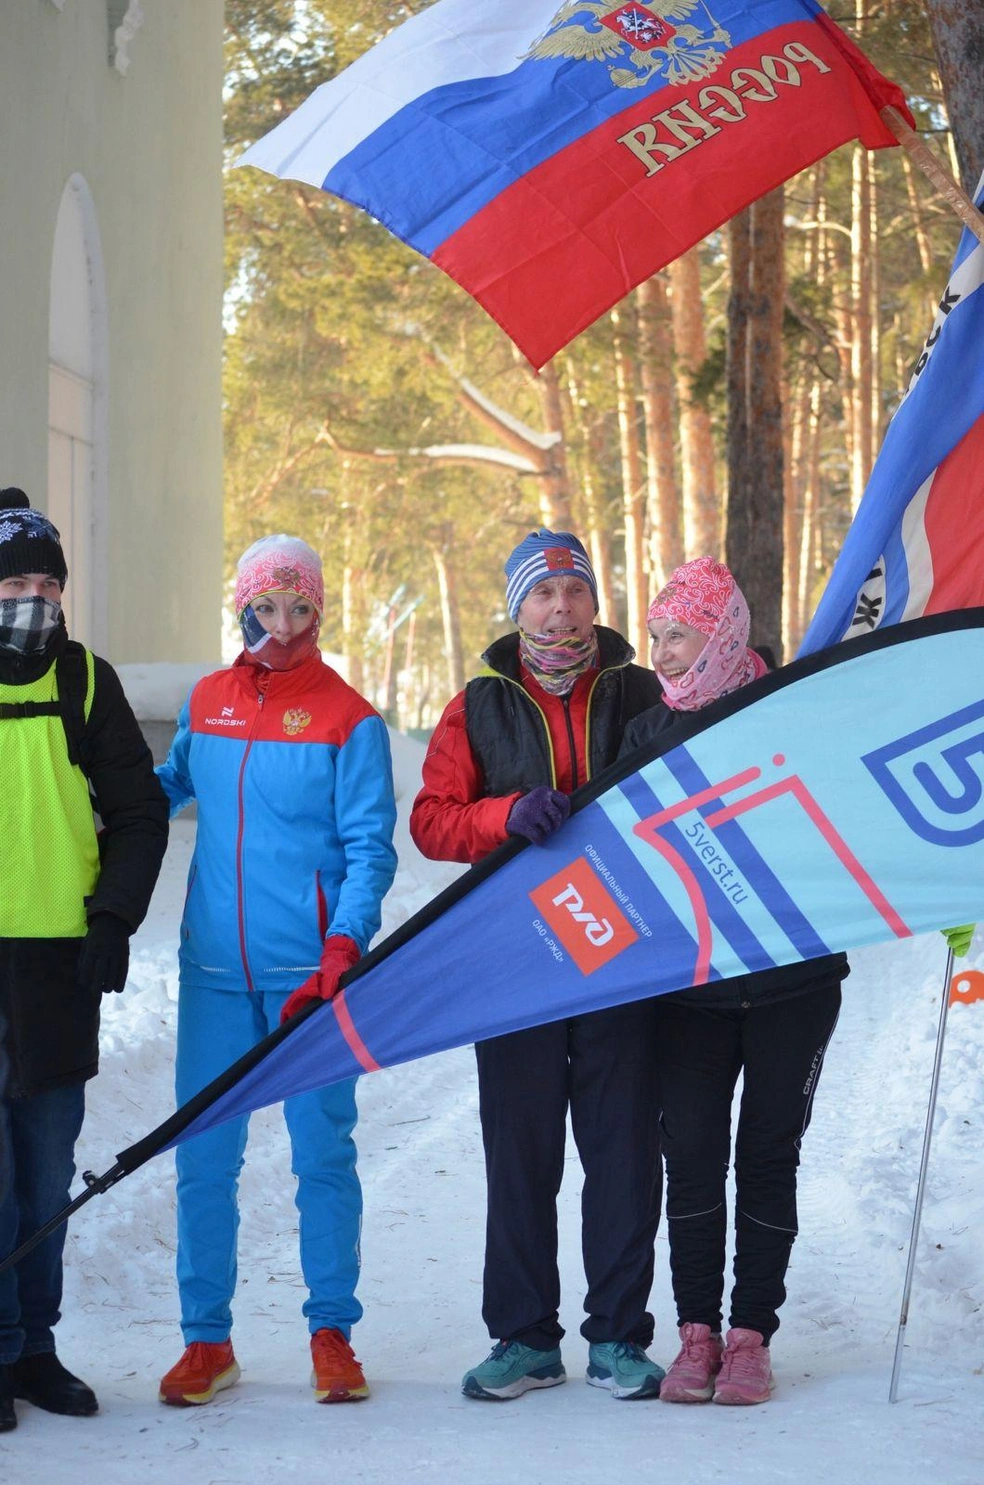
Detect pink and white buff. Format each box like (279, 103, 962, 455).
(648, 556, 768, 712)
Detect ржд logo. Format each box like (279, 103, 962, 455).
(530, 857, 639, 974)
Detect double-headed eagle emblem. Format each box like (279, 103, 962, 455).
(526, 1, 732, 89)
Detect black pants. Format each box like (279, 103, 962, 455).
(475, 999, 661, 1350)
(655, 981, 841, 1342)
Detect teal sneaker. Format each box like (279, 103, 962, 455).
(586, 1341, 665, 1400)
(462, 1341, 566, 1401)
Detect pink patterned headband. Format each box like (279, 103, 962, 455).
(234, 534, 324, 618)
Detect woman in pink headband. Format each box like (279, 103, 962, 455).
(233, 533, 326, 672)
(620, 557, 847, 1408)
(156, 533, 397, 1408)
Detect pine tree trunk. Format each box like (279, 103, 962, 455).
(564, 362, 618, 625)
(380, 598, 400, 723)
(797, 379, 823, 641)
(340, 488, 366, 692)
(341, 559, 365, 694)
(925, 0, 984, 193)
(726, 188, 786, 659)
(433, 543, 465, 699)
(727, 208, 752, 562)
(850, 144, 873, 512)
(611, 304, 649, 658)
(534, 361, 573, 528)
(901, 152, 938, 320)
(636, 276, 683, 588)
(870, 162, 883, 451)
(783, 374, 804, 654)
(400, 610, 417, 733)
(796, 176, 829, 646)
(669, 248, 720, 559)
(783, 168, 820, 654)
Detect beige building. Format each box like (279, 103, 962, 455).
(0, 0, 223, 661)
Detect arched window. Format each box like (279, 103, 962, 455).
(48, 174, 108, 648)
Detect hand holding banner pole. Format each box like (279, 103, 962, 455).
(888, 945, 954, 1402)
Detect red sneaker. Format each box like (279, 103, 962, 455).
(713, 1328, 774, 1405)
(660, 1323, 724, 1403)
(159, 1340, 240, 1406)
(310, 1328, 369, 1402)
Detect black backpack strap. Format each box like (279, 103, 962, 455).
(55, 642, 92, 774)
(0, 699, 62, 719)
(0, 644, 92, 774)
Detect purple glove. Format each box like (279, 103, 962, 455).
(506, 785, 571, 845)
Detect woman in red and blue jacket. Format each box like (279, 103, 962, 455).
(155, 535, 396, 1408)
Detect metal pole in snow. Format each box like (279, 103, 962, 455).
(888, 947, 954, 1402)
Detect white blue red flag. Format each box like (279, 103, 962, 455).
(239, 0, 909, 367)
(800, 175, 984, 655)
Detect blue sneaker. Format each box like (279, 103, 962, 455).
(586, 1341, 665, 1400)
(462, 1341, 566, 1400)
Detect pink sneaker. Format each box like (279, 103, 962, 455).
(659, 1323, 723, 1403)
(713, 1328, 773, 1405)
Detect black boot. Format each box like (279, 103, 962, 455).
(0, 1365, 16, 1431)
(9, 1352, 98, 1416)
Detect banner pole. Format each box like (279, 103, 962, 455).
(888, 946, 954, 1402)
(0, 1162, 126, 1277)
(880, 107, 984, 247)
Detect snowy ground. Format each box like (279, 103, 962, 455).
(4, 733, 984, 1483)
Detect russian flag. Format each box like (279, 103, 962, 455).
(800, 174, 984, 655)
(239, 0, 909, 368)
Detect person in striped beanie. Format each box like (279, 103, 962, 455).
(411, 528, 666, 1404)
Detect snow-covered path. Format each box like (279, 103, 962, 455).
(4, 735, 984, 1483)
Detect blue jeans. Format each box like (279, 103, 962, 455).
(0, 1082, 86, 1364)
(175, 983, 363, 1344)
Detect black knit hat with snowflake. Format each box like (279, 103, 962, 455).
(0, 488, 68, 588)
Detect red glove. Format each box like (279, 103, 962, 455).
(280, 934, 361, 1024)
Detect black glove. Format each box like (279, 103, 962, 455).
(77, 912, 131, 995)
(506, 785, 571, 845)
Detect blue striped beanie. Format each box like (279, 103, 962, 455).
(504, 530, 598, 621)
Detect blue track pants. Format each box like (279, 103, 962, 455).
(174, 983, 362, 1343)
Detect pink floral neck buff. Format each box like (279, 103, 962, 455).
(648, 556, 768, 712)
(519, 628, 599, 696)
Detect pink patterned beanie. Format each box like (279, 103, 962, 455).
(647, 556, 738, 637)
(234, 534, 324, 618)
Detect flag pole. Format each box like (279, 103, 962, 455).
(888, 946, 954, 1402)
(880, 106, 984, 247)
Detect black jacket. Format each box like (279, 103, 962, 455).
(0, 637, 168, 1097)
(620, 692, 849, 1010)
(465, 626, 663, 796)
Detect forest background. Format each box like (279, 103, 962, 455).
(224, 0, 984, 732)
